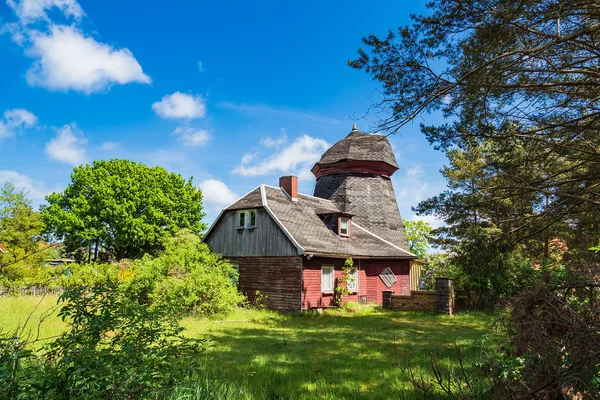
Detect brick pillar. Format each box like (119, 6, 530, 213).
(382, 290, 394, 310)
(435, 277, 454, 315)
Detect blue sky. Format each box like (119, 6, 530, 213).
(0, 0, 448, 226)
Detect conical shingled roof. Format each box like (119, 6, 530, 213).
(311, 127, 399, 176)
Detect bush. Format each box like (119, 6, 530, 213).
(124, 229, 244, 317)
(485, 276, 600, 399)
(0, 328, 33, 399)
(0, 260, 126, 292)
(27, 284, 205, 399)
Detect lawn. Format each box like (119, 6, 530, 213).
(0, 296, 503, 399)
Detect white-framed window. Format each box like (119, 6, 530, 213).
(321, 265, 334, 292)
(339, 217, 351, 237)
(347, 268, 358, 292)
(235, 209, 256, 229)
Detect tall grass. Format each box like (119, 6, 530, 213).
(159, 373, 256, 400)
(1, 295, 503, 399)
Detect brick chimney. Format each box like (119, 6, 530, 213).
(279, 176, 298, 201)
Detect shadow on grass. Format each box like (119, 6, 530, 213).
(193, 310, 500, 400)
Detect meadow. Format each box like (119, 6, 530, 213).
(1, 295, 503, 399)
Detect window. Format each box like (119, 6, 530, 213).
(339, 217, 351, 237)
(321, 265, 334, 292)
(236, 209, 257, 229)
(347, 268, 358, 292)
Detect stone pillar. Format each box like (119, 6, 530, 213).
(435, 277, 454, 315)
(382, 290, 394, 310)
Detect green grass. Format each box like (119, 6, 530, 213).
(0, 296, 504, 399)
(0, 294, 66, 348)
(181, 304, 503, 399)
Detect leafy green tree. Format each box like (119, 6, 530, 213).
(42, 159, 205, 261)
(350, 0, 600, 256)
(403, 219, 433, 260)
(124, 229, 244, 316)
(0, 183, 52, 281)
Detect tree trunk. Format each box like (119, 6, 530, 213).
(93, 239, 99, 262)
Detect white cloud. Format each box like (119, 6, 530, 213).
(198, 60, 204, 72)
(0, 108, 37, 139)
(45, 124, 87, 166)
(0, 124, 10, 139)
(410, 214, 444, 229)
(0, 22, 26, 44)
(24, 25, 150, 94)
(152, 92, 206, 119)
(0, 170, 49, 201)
(396, 181, 431, 208)
(4, 108, 38, 127)
(259, 128, 287, 148)
(172, 126, 210, 147)
(233, 134, 329, 180)
(241, 152, 258, 164)
(393, 164, 433, 208)
(406, 165, 424, 177)
(99, 141, 119, 151)
(7, 0, 85, 23)
(199, 179, 238, 208)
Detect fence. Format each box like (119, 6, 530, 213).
(382, 277, 454, 315)
(0, 286, 64, 296)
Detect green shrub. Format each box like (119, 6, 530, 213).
(124, 229, 244, 317)
(0, 328, 34, 399)
(38, 284, 206, 399)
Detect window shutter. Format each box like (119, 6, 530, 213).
(379, 267, 398, 289)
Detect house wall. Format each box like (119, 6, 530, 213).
(227, 256, 302, 313)
(205, 208, 300, 257)
(362, 259, 411, 304)
(301, 257, 410, 309)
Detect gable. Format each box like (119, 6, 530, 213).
(204, 207, 301, 257)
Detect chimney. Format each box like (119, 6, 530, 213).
(279, 176, 298, 201)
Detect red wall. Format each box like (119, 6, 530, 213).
(301, 257, 410, 309)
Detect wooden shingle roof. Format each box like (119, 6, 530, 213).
(311, 129, 399, 174)
(215, 185, 415, 259)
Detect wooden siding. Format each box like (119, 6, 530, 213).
(301, 257, 410, 309)
(302, 257, 365, 309)
(362, 259, 410, 304)
(409, 261, 423, 291)
(206, 208, 300, 257)
(228, 256, 302, 313)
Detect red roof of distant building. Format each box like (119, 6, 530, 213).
(0, 243, 6, 253)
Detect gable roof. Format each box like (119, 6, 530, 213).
(0, 243, 6, 253)
(206, 185, 415, 259)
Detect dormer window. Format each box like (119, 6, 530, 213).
(236, 209, 256, 229)
(338, 217, 351, 237)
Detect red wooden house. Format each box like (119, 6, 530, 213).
(205, 125, 416, 312)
